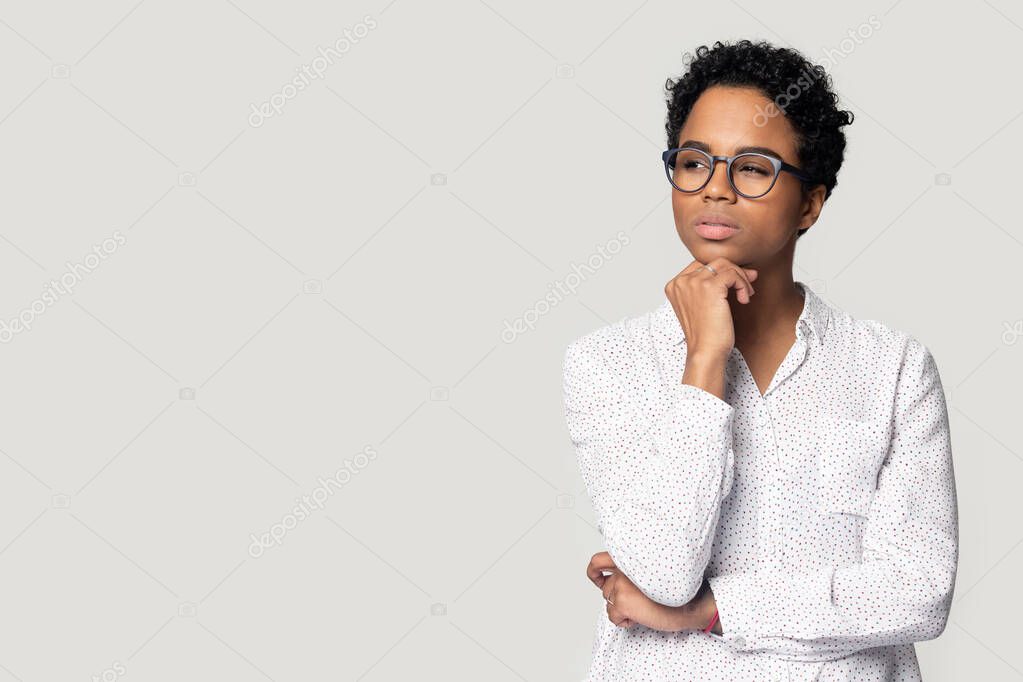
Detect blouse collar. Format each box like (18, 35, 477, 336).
(654, 280, 831, 349)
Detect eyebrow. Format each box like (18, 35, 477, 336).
(678, 139, 785, 160)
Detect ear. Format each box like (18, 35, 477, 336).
(797, 183, 827, 233)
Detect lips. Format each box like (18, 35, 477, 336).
(693, 213, 739, 229)
(693, 213, 740, 240)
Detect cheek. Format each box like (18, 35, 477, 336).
(759, 186, 805, 228)
(770, 206, 804, 238)
(744, 199, 798, 237)
(671, 193, 696, 225)
(670, 195, 683, 228)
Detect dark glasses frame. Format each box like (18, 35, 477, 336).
(661, 146, 815, 198)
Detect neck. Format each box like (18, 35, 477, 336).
(729, 269, 804, 346)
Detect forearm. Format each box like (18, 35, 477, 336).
(706, 556, 955, 660)
(565, 339, 735, 607)
(601, 383, 735, 607)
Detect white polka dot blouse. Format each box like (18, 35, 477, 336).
(562, 281, 958, 681)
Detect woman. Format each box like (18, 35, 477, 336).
(562, 39, 957, 681)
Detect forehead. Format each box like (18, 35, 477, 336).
(678, 85, 799, 161)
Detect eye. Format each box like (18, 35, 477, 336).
(737, 163, 770, 176)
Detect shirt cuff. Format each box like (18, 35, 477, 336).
(658, 381, 733, 454)
(660, 382, 735, 444)
(706, 572, 758, 652)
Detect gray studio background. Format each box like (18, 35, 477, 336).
(0, 1, 1018, 680)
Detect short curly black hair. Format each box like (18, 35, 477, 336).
(664, 39, 854, 238)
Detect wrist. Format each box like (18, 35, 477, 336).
(684, 348, 730, 367)
(681, 352, 729, 400)
(661, 599, 707, 632)
(661, 604, 696, 632)
(687, 582, 720, 633)
(700, 587, 721, 635)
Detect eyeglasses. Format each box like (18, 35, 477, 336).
(661, 147, 814, 199)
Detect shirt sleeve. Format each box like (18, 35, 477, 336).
(706, 338, 958, 661)
(563, 337, 736, 607)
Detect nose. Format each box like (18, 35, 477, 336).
(702, 157, 735, 200)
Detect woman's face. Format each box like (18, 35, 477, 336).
(671, 85, 824, 268)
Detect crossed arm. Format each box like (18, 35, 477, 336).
(563, 338, 736, 609)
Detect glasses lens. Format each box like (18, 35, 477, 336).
(729, 154, 778, 198)
(666, 148, 712, 192)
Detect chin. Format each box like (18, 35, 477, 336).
(682, 235, 741, 257)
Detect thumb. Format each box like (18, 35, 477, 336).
(744, 268, 758, 280)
